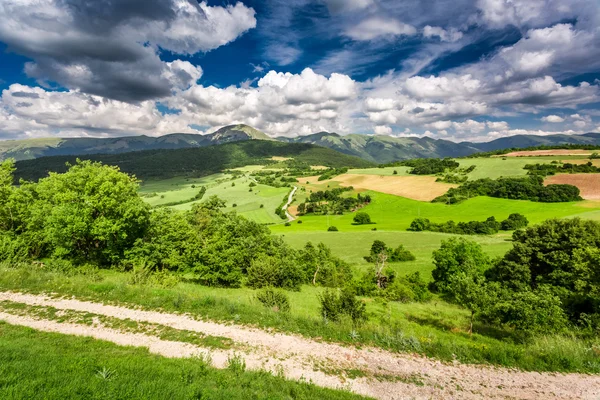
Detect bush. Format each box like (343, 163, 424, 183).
(327, 226, 338, 231)
(255, 288, 290, 312)
(246, 256, 305, 291)
(389, 244, 416, 262)
(318, 288, 367, 324)
(297, 220, 303, 224)
(0, 233, 29, 263)
(500, 213, 529, 230)
(352, 212, 373, 225)
(284, 222, 291, 226)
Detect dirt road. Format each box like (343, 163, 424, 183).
(0, 291, 598, 400)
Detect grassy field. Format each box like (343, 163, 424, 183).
(139, 175, 290, 224)
(0, 322, 364, 400)
(274, 191, 600, 233)
(278, 230, 512, 278)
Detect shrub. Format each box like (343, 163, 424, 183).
(327, 226, 338, 231)
(389, 244, 416, 262)
(232, 203, 237, 207)
(246, 256, 305, 291)
(297, 220, 303, 224)
(255, 288, 290, 312)
(284, 222, 291, 226)
(500, 213, 529, 230)
(0, 233, 29, 263)
(318, 288, 367, 324)
(353, 212, 373, 225)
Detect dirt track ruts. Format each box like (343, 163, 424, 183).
(0, 291, 599, 400)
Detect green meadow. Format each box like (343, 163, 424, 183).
(140, 174, 289, 224)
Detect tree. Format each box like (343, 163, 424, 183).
(32, 160, 150, 264)
(353, 212, 372, 225)
(431, 237, 490, 293)
(486, 218, 600, 322)
(446, 273, 490, 334)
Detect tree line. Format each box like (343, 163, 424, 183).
(408, 213, 528, 235)
(433, 176, 582, 204)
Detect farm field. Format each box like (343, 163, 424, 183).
(545, 173, 600, 200)
(325, 174, 456, 201)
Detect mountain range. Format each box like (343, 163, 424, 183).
(2, 124, 600, 163)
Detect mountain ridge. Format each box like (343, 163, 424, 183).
(1, 124, 599, 163)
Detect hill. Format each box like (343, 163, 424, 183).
(13, 140, 374, 182)
(0, 124, 271, 161)
(279, 132, 600, 163)
(2, 122, 600, 163)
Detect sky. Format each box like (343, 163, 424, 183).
(0, 0, 599, 142)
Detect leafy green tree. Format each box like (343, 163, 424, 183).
(446, 273, 490, 334)
(124, 208, 200, 271)
(431, 237, 490, 293)
(246, 255, 305, 291)
(500, 213, 529, 230)
(353, 212, 372, 225)
(32, 160, 150, 264)
(486, 218, 600, 322)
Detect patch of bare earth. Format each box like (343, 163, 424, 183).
(500, 149, 595, 157)
(545, 174, 600, 200)
(1, 292, 598, 400)
(561, 159, 600, 167)
(329, 174, 456, 201)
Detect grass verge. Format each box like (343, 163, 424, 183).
(0, 321, 366, 400)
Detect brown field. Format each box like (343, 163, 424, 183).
(500, 149, 595, 157)
(561, 159, 600, 167)
(326, 174, 456, 201)
(545, 174, 600, 200)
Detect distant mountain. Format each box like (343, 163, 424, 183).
(278, 132, 480, 163)
(279, 131, 600, 162)
(463, 132, 600, 152)
(0, 124, 271, 161)
(13, 140, 374, 182)
(2, 123, 600, 163)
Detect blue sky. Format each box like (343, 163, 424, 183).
(0, 0, 599, 141)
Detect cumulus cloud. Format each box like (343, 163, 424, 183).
(542, 115, 565, 123)
(344, 17, 417, 41)
(0, 0, 256, 102)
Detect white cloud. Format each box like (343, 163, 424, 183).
(344, 17, 417, 41)
(453, 119, 486, 133)
(323, 0, 374, 13)
(423, 26, 463, 42)
(374, 125, 392, 135)
(542, 115, 565, 123)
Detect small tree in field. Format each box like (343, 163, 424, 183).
(353, 212, 372, 225)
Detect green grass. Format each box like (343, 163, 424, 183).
(277, 231, 512, 279)
(2, 264, 599, 374)
(139, 175, 289, 224)
(274, 191, 600, 233)
(457, 156, 591, 180)
(0, 322, 366, 400)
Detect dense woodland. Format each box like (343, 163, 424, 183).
(297, 188, 371, 215)
(12, 141, 373, 182)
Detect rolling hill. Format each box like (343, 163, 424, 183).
(0, 124, 271, 161)
(2, 122, 600, 163)
(12, 140, 374, 182)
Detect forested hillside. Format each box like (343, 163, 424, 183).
(13, 140, 374, 182)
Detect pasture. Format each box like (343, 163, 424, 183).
(139, 174, 290, 224)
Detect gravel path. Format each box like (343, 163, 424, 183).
(1, 291, 599, 400)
